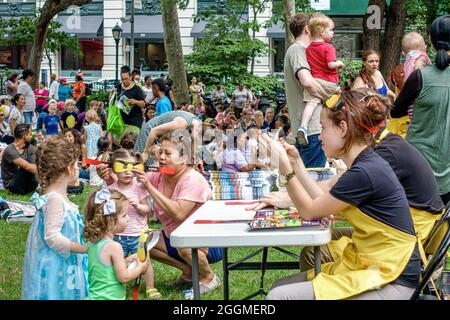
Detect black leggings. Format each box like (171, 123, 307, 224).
(76, 96, 87, 113)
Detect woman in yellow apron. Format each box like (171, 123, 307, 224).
(262, 90, 421, 300)
(295, 89, 445, 272)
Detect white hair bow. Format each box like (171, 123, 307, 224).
(94, 189, 116, 216)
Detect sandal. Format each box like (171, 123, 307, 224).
(146, 288, 162, 300)
(199, 274, 221, 295)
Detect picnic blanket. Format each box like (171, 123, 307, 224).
(203, 170, 277, 200)
(0, 197, 36, 223)
(202, 168, 337, 200)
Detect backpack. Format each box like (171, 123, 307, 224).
(85, 83, 92, 96)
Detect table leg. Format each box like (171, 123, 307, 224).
(192, 248, 200, 300)
(223, 248, 229, 300)
(314, 246, 321, 276)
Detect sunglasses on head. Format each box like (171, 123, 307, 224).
(325, 94, 346, 111)
(112, 161, 144, 173)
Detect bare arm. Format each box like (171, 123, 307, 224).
(328, 60, 344, 70)
(351, 76, 367, 89)
(143, 117, 187, 160)
(109, 242, 147, 283)
(9, 119, 16, 134)
(12, 158, 37, 175)
(297, 69, 328, 100)
(134, 169, 197, 222)
(130, 196, 151, 216)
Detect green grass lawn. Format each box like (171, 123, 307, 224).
(0, 188, 306, 300)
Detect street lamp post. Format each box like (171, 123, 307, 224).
(130, 0, 135, 70)
(112, 23, 123, 84)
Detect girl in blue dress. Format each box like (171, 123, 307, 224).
(22, 136, 89, 300)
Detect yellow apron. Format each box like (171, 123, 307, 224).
(375, 128, 444, 256)
(306, 206, 417, 300)
(386, 116, 409, 139)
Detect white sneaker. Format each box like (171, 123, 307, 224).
(297, 125, 309, 145)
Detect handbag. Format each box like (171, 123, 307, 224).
(106, 92, 124, 135)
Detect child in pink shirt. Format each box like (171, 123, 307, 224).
(299, 14, 343, 145)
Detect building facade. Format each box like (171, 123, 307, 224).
(0, 0, 367, 82)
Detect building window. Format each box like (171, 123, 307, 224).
(0, 45, 31, 69)
(134, 41, 167, 71)
(61, 39, 104, 71)
(273, 39, 285, 73)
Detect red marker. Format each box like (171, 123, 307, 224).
(194, 219, 250, 224)
(147, 166, 175, 175)
(83, 158, 105, 166)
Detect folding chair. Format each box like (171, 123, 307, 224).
(411, 204, 450, 300)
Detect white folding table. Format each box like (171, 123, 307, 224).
(171, 200, 332, 300)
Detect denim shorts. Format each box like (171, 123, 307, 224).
(162, 230, 223, 264)
(114, 235, 140, 257)
(296, 134, 327, 168)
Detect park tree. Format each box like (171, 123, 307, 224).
(194, 0, 272, 75)
(282, 0, 296, 50)
(45, 20, 82, 75)
(363, 0, 449, 80)
(28, 0, 92, 87)
(0, 16, 81, 76)
(270, 0, 313, 51)
(161, 0, 190, 105)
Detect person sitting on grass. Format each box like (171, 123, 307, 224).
(218, 128, 267, 172)
(0, 124, 38, 195)
(84, 188, 148, 300)
(22, 136, 88, 300)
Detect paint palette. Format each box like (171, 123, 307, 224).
(248, 209, 328, 231)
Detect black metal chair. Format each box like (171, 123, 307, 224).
(411, 203, 450, 300)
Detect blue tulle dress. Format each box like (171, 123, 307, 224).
(22, 192, 88, 300)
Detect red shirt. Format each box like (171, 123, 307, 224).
(306, 41, 339, 83)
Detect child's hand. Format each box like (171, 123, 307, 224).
(126, 253, 138, 264)
(336, 60, 344, 70)
(129, 199, 140, 208)
(133, 168, 150, 190)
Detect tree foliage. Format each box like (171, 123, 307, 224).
(185, 31, 268, 84)
(0, 16, 81, 73)
(187, 0, 275, 83)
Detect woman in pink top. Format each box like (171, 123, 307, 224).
(98, 134, 222, 295)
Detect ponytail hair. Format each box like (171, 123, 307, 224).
(430, 15, 450, 70)
(325, 88, 391, 155)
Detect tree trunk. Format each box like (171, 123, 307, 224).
(380, 0, 406, 80)
(161, 0, 190, 105)
(362, 0, 386, 53)
(29, 0, 92, 88)
(46, 50, 53, 75)
(283, 0, 295, 51)
(250, 9, 257, 75)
